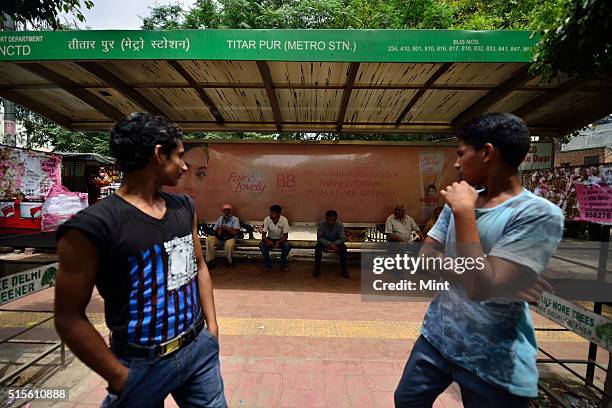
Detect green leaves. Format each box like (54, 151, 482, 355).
(532, 0, 611, 80)
(0, 0, 93, 30)
(141, 3, 185, 30)
(140, 0, 576, 32)
(12, 105, 111, 155)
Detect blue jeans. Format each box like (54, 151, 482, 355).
(314, 242, 348, 272)
(394, 336, 531, 408)
(259, 239, 291, 268)
(101, 329, 226, 408)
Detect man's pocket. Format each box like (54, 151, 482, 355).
(99, 359, 145, 408)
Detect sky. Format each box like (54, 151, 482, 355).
(67, 0, 195, 30)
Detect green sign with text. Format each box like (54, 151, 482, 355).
(0, 263, 58, 305)
(534, 292, 612, 352)
(0, 29, 537, 63)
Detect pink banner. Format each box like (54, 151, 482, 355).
(165, 142, 458, 224)
(575, 183, 612, 224)
(0, 146, 62, 200)
(523, 164, 612, 221)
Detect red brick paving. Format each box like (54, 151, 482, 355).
(2, 259, 609, 407)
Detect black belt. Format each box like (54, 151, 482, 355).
(110, 315, 205, 358)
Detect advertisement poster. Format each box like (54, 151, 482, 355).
(165, 143, 458, 224)
(0, 146, 62, 200)
(418, 152, 445, 221)
(575, 183, 612, 224)
(523, 164, 612, 221)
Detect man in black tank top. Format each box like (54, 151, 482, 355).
(55, 113, 226, 407)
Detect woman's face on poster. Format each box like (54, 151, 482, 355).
(176, 146, 208, 201)
(424, 185, 437, 205)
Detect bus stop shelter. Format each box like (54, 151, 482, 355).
(0, 29, 611, 136)
(0, 29, 611, 405)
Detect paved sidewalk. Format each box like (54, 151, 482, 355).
(0, 258, 608, 407)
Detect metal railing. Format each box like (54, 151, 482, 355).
(0, 309, 65, 387)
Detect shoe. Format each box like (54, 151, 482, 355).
(280, 266, 290, 272)
(207, 260, 217, 270)
(262, 265, 272, 272)
(313, 269, 321, 278)
(227, 261, 234, 269)
(341, 270, 349, 279)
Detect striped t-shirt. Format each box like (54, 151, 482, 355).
(57, 192, 201, 346)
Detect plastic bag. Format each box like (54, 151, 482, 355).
(41, 184, 88, 232)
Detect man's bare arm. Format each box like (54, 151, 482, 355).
(416, 236, 445, 278)
(192, 215, 219, 338)
(55, 229, 128, 393)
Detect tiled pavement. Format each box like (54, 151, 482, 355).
(0, 259, 609, 407)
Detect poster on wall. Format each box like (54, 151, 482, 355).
(523, 164, 612, 222)
(0, 146, 62, 200)
(164, 142, 458, 224)
(419, 152, 445, 221)
(575, 183, 612, 224)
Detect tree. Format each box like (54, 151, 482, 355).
(136, 0, 569, 142)
(532, 0, 611, 79)
(141, 0, 569, 34)
(2, 0, 102, 153)
(15, 105, 110, 155)
(141, 3, 185, 30)
(183, 0, 221, 29)
(0, 0, 93, 30)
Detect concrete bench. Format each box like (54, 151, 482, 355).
(198, 221, 389, 262)
(199, 238, 383, 251)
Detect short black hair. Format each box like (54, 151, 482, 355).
(270, 204, 282, 214)
(325, 210, 338, 219)
(110, 112, 183, 172)
(457, 112, 530, 168)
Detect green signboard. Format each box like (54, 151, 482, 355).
(0, 263, 58, 305)
(0, 29, 537, 63)
(534, 292, 612, 352)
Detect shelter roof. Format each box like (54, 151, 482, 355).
(56, 152, 116, 165)
(0, 29, 610, 136)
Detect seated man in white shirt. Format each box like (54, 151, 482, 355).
(259, 204, 291, 272)
(206, 203, 240, 269)
(385, 203, 425, 242)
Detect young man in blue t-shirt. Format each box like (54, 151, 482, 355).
(394, 113, 564, 407)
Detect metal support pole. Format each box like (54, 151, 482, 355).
(586, 224, 610, 387)
(61, 341, 66, 366)
(603, 352, 612, 408)
(587, 302, 602, 386)
(1, 13, 16, 146)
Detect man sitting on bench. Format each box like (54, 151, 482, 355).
(259, 204, 291, 272)
(314, 210, 349, 279)
(206, 204, 239, 269)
